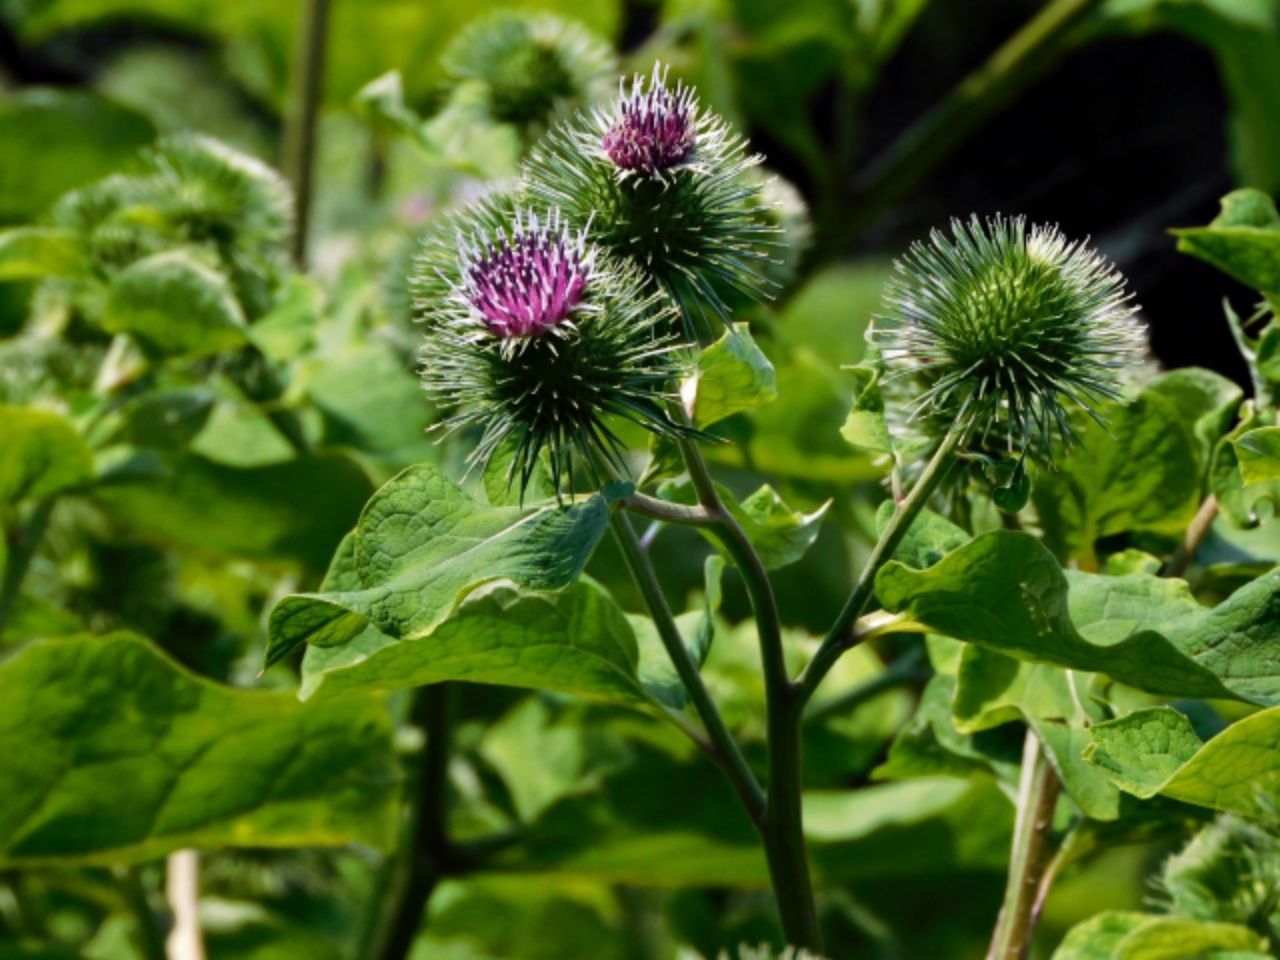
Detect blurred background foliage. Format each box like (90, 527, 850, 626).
(2, 0, 1280, 958)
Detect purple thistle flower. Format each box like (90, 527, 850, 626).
(455, 210, 594, 338)
(602, 64, 696, 176)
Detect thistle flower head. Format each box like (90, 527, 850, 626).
(453, 209, 593, 338)
(871, 214, 1145, 463)
(524, 63, 775, 336)
(416, 202, 689, 496)
(442, 12, 615, 135)
(602, 65, 697, 175)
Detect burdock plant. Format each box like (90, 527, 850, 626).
(417, 206, 687, 494)
(525, 63, 775, 336)
(273, 59, 1156, 960)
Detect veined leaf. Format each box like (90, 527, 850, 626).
(1232, 425, 1280, 487)
(300, 578, 647, 705)
(266, 464, 621, 667)
(103, 250, 248, 357)
(876, 530, 1280, 704)
(0, 633, 397, 866)
(1174, 189, 1280, 295)
(1031, 384, 1203, 564)
(1085, 705, 1280, 817)
(1052, 911, 1267, 960)
(0, 405, 92, 504)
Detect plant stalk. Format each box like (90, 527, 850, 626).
(608, 509, 766, 822)
(987, 729, 1062, 960)
(364, 684, 455, 960)
(1163, 494, 1218, 579)
(673, 437, 824, 951)
(0, 497, 56, 637)
(282, 0, 332, 267)
(797, 425, 964, 706)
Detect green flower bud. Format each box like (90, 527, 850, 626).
(871, 214, 1146, 464)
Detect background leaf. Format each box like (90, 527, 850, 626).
(0, 633, 397, 865)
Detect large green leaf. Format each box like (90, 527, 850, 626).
(876, 530, 1280, 704)
(0, 632, 397, 865)
(685, 323, 777, 428)
(1052, 911, 1267, 960)
(0, 89, 154, 224)
(1085, 705, 1280, 817)
(1031, 385, 1203, 564)
(300, 577, 647, 705)
(0, 405, 93, 504)
(103, 251, 249, 357)
(266, 464, 621, 667)
(951, 646, 1124, 819)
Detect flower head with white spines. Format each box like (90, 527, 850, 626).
(417, 201, 690, 496)
(872, 214, 1146, 465)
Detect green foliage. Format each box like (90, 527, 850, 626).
(0, 90, 155, 224)
(0, 406, 93, 504)
(1031, 377, 1206, 564)
(1085, 706, 1280, 817)
(877, 530, 1280, 703)
(686, 323, 778, 428)
(265, 464, 623, 666)
(5, 9, 1280, 960)
(0, 632, 397, 865)
(102, 250, 249, 357)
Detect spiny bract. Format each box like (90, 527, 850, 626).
(524, 63, 775, 337)
(416, 205, 687, 496)
(871, 214, 1145, 463)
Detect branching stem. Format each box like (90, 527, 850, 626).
(673, 437, 823, 952)
(797, 425, 964, 706)
(608, 509, 766, 823)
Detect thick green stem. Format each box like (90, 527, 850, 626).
(797, 425, 964, 706)
(987, 729, 1062, 960)
(608, 509, 766, 823)
(674, 438, 823, 952)
(363, 684, 455, 960)
(0, 497, 55, 638)
(282, 0, 332, 267)
(825, 0, 1103, 253)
